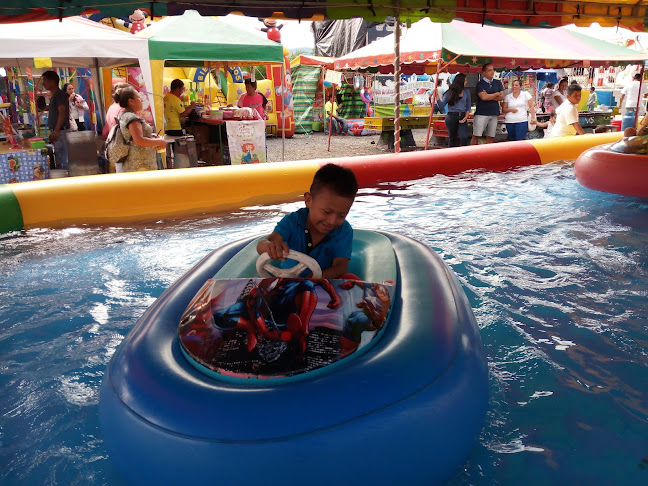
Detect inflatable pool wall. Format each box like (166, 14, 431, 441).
(0, 132, 621, 233)
(99, 230, 489, 486)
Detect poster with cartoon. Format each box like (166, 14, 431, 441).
(225, 120, 267, 164)
(179, 277, 394, 378)
(127, 68, 154, 125)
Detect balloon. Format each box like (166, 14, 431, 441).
(323, 80, 332, 88)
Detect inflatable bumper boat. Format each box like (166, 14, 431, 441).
(99, 230, 488, 486)
(575, 143, 648, 198)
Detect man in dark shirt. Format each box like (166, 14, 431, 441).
(41, 70, 70, 169)
(471, 63, 505, 145)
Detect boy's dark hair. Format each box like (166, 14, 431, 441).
(245, 78, 257, 89)
(567, 84, 582, 96)
(170, 78, 184, 91)
(42, 70, 60, 84)
(634, 73, 642, 80)
(310, 163, 358, 199)
(590, 86, 596, 91)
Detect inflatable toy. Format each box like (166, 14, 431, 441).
(360, 87, 373, 117)
(575, 143, 648, 197)
(99, 230, 488, 486)
(0, 132, 624, 234)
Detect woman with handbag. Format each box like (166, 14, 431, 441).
(502, 79, 536, 142)
(116, 86, 166, 172)
(436, 73, 471, 147)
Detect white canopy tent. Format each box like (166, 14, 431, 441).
(0, 16, 154, 126)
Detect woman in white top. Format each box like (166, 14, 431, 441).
(551, 78, 568, 112)
(64, 82, 89, 131)
(501, 79, 535, 141)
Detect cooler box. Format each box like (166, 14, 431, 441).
(65, 131, 99, 176)
(172, 135, 198, 168)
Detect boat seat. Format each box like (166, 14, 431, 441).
(214, 229, 397, 284)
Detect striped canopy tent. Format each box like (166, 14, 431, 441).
(1, 1, 648, 31)
(333, 17, 648, 74)
(290, 56, 332, 133)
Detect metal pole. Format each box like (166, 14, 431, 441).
(281, 61, 286, 161)
(394, 12, 401, 153)
(328, 84, 335, 152)
(633, 65, 645, 128)
(424, 59, 441, 150)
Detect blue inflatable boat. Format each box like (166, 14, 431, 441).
(99, 230, 488, 485)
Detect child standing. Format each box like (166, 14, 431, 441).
(549, 84, 586, 137)
(257, 163, 358, 279)
(587, 87, 598, 111)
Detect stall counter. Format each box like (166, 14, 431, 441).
(0, 142, 50, 183)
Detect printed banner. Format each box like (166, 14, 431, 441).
(178, 277, 393, 378)
(226, 120, 267, 164)
(127, 67, 154, 125)
(324, 69, 343, 86)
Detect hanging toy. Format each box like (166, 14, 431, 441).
(2, 113, 20, 149)
(354, 75, 364, 90)
(259, 18, 284, 43)
(116, 9, 149, 34)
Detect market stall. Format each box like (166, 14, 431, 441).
(332, 18, 648, 148)
(134, 10, 284, 164)
(0, 16, 153, 127)
(290, 55, 332, 133)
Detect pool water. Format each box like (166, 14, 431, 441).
(1, 163, 647, 486)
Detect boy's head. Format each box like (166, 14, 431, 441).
(305, 164, 358, 236)
(590, 86, 596, 92)
(566, 83, 582, 104)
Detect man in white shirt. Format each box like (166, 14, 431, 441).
(619, 73, 648, 115)
(549, 84, 586, 138)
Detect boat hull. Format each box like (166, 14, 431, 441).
(575, 143, 648, 197)
(99, 230, 488, 485)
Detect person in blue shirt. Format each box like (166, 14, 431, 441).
(471, 63, 505, 145)
(437, 73, 471, 147)
(257, 163, 358, 279)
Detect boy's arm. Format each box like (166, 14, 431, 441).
(570, 122, 586, 135)
(321, 257, 349, 279)
(257, 232, 289, 260)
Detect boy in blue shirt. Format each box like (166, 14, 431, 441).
(257, 163, 358, 279)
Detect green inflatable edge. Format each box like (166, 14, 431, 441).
(0, 185, 24, 233)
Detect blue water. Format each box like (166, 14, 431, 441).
(1, 163, 647, 485)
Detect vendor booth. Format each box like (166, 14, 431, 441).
(332, 18, 648, 148)
(0, 16, 152, 182)
(290, 55, 331, 134)
(134, 10, 285, 164)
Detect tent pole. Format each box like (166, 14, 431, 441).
(281, 61, 285, 161)
(328, 84, 335, 152)
(394, 13, 401, 153)
(633, 65, 644, 128)
(93, 59, 106, 133)
(425, 60, 442, 150)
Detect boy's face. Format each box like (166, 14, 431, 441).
(304, 187, 354, 237)
(567, 90, 582, 105)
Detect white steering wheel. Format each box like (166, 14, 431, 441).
(256, 250, 322, 279)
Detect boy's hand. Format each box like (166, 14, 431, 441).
(259, 237, 289, 261)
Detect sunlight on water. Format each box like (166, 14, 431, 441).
(0, 162, 647, 485)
